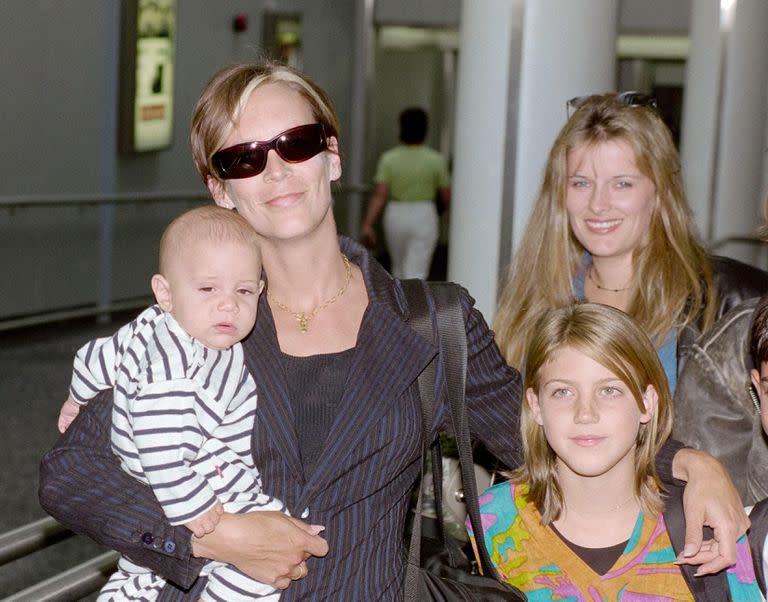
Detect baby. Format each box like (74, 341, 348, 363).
(58, 205, 286, 601)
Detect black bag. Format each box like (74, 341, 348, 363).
(402, 280, 526, 601)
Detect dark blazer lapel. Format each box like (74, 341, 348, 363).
(242, 296, 304, 483)
(297, 238, 436, 505)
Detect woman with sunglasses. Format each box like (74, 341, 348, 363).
(40, 68, 753, 599)
(494, 92, 768, 391)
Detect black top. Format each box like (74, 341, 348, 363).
(550, 523, 628, 576)
(282, 347, 355, 477)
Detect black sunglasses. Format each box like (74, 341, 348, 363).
(212, 123, 328, 180)
(566, 91, 658, 118)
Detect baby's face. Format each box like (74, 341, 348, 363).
(164, 238, 263, 349)
(750, 362, 768, 435)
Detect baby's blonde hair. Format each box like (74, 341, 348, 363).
(158, 205, 261, 275)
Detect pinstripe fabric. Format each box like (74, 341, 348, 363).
(40, 237, 524, 601)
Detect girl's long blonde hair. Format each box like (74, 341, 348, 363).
(513, 303, 673, 523)
(493, 94, 716, 369)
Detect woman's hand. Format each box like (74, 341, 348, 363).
(191, 511, 328, 589)
(673, 448, 750, 574)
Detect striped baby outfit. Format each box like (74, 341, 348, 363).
(70, 305, 284, 601)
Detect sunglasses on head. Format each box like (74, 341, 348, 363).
(566, 91, 658, 118)
(211, 123, 328, 180)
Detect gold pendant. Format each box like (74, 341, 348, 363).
(297, 313, 309, 332)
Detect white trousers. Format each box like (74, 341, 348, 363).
(382, 200, 439, 279)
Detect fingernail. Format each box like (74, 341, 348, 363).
(310, 524, 325, 534)
(682, 544, 696, 557)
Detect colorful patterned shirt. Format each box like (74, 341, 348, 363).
(467, 481, 761, 601)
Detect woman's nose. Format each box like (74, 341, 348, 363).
(588, 184, 611, 214)
(262, 148, 289, 181)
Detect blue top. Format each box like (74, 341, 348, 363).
(574, 255, 677, 394)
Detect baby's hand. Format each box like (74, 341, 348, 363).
(58, 395, 83, 433)
(185, 501, 224, 538)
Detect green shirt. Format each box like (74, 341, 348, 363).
(373, 145, 450, 202)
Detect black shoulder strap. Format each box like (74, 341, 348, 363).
(749, 498, 768, 594)
(662, 483, 733, 600)
(400, 279, 501, 580)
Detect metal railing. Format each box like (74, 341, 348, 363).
(0, 517, 118, 600)
(0, 186, 367, 332)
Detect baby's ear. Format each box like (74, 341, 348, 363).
(258, 280, 265, 295)
(151, 274, 173, 312)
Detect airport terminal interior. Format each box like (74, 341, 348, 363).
(2, 0, 768, 599)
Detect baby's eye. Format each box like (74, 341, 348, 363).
(237, 288, 254, 295)
(199, 286, 214, 293)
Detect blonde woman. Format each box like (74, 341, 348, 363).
(469, 303, 764, 599)
(494, 92, 768, 392)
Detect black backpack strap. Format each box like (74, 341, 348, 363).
(400, 278, 501, 581)
(749, 498, 768, 594)
(662, 483, 733, 601)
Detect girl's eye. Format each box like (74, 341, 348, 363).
(601, 386, 622, 396)
(615, 180, 633, 189)
(551, 387, 572, 398)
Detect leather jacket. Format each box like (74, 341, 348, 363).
(673, 256, 768, 505)
(677, 255, 768, 371)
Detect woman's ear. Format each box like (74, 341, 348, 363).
(151, 274, 173, 312)
(327, 136, 342, 182)
(526, 388, 544, 426)
(639, 384, 658, 424)
(207, 175, 235, 209)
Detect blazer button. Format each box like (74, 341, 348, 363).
(141, 532, 154, 545)
(164, 540, 177, 553)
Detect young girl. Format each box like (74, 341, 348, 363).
(468, 303, 763, 600)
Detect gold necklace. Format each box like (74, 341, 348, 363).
(267, 254, 352, 333)
(587, 265, 630, 293)
(566, 494, 637, 517)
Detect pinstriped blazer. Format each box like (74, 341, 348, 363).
(39, 237, 524, 600)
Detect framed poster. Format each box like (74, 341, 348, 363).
(119, 0, 176, 153)
(262, 12, 303, 70)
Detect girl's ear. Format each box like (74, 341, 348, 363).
(526, 387, 544, 426)
(326, 136, 342, 182)
(151, 274, 173, 312)
(639, 384, 658, 424)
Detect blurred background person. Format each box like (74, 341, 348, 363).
(360, 107, 451, 279)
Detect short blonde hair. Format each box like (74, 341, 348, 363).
(493, 93, 716, 369)
(158, 205, 261, 275)
(513, 302, 673, 523)
(190, 61, 340, 186)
